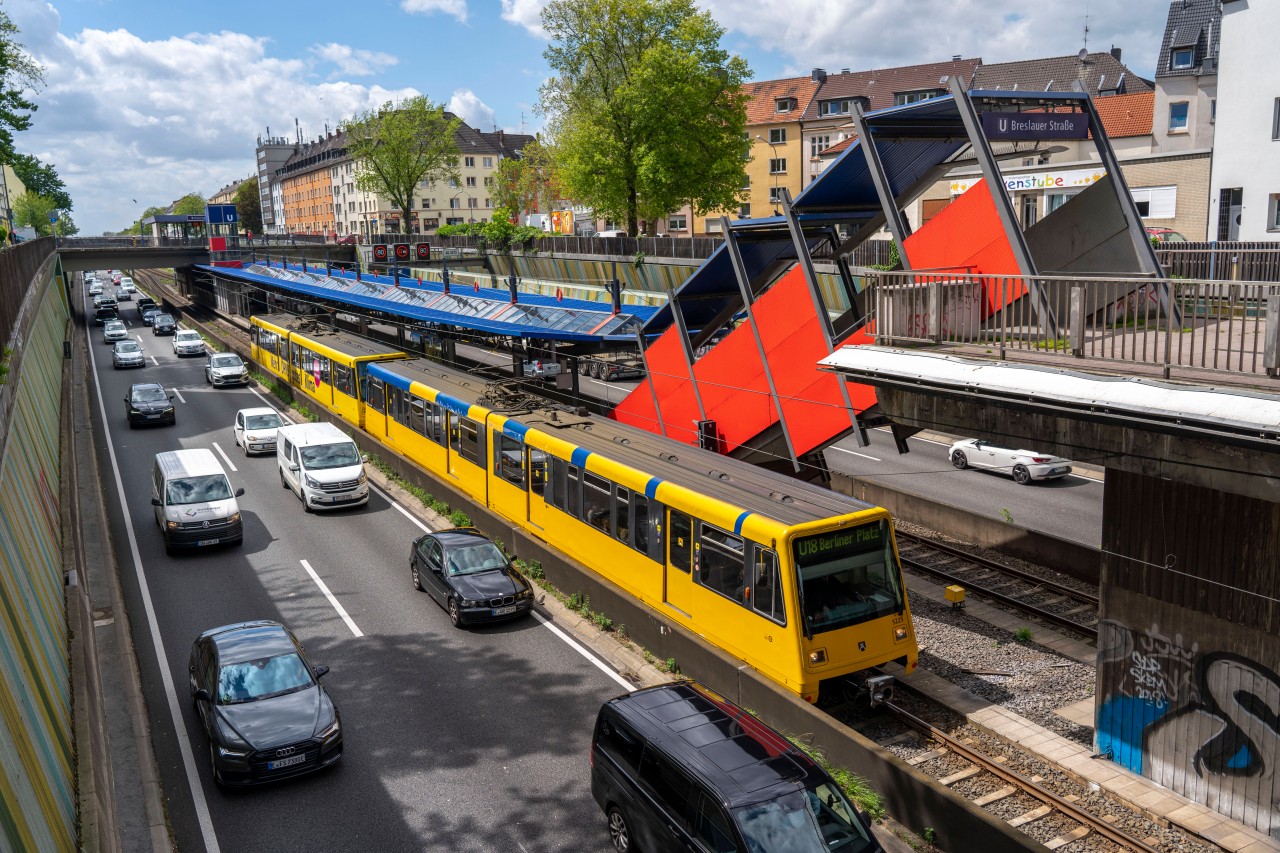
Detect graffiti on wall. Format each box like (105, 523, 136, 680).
(1096, 620, 1280, 837)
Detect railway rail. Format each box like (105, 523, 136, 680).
(896, 531, 1099, 641)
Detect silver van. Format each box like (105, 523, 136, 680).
(152, 449, 245, 552)
(277, 422, 368, 512)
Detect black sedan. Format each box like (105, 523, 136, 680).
(410, 528, 535, 627)
(188, 621, 342, 786)
(124, 382, 175, 427)
(152, 313, 177, 335)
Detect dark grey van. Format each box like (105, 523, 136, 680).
(591, 681, 882, 853)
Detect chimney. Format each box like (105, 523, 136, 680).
(811, 68, 827, 83)
(841, 68, 850, 74)
(952, 54, 962, 61)
(1110, 46, 1122, 62)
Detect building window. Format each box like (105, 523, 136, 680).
(810, 135, 831, 158)
(464, 156, 475, 168)
(739, 203, 750, 218)
(819, 99, 850, 116)
(450, 198, 460, 209)
(483, 157, 493, 168)
(1273, 98, 1280, 140)
(668, 215, 687, 231)
(465, 176, 477, 187)
(1171, 47, 1195, 70)
(741, 173, 750, 189)
(769, 187, 783, 204)
(446, 217, 464, 226)
(1130, 186, 1177, 219)
(1169, 102, 1189, 132)
(1211, 99, 1216, 123)
(468, 197, 477, 209)
(769, 158, 786, 174)
(769, 128, 786, 144)
(894, 89, 942, 106)
(774, 98, 793, 113)
(1269, 194, 1280, 232)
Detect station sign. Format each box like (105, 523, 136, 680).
(205, 203, 239, 224)
(980, 112, 1088, 140)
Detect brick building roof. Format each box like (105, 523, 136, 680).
(1092, 91, 1155, 138)
(799, 58, 982, 120)
(972, 51, 1153, 96)
(743, 76, 820, 125)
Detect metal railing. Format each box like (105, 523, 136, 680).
(1156, 241, 1280, 282)
(865, 269, 1280, 380)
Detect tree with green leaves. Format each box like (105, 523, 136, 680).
(344, 96, 462, 235)
(0, 11, 42, 165)
(54, 210, 77, 236)
(492, 137, 562, 217)
(13, 190, 55, 236)
(173, 193, 206, 216)
(539, 0, 749, 236)
(11, 153, 70, 211)
(234, 179, 263, 234)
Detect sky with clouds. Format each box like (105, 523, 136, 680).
(6, 0, 1175, 235)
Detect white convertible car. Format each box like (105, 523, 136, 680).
(948, 438, 1073, 484)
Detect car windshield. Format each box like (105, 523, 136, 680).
(298, 441, 360, 470)
(116, 341, 140, 353)
(794, 519, 905, 635)
(165, 474, 232, 505)
(245, 413, 281, 430)
(212, 354, 243, 368)
(131, 386, 168, 403)
(734, 785, 875, 853)
(176, 331, 200, 341)
(154, 314, 173, 324)
(216, 653, 313, 705)
(105, 322, 124, 331)
(446, 541, 508, 576)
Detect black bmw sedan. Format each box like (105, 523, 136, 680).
(188, 621, 342, 786)
(124, 383, 175, 427)
(410, 528, 535, 627)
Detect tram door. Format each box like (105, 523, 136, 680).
(664, 510, 695, 617)
(527, 448, 547, 530)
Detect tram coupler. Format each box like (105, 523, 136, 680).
(866, 675, 895, 708)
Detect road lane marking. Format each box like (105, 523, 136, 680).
(300, 560, 364, 638)
(211, 442, 237, 472)
(532, 611, 632, 690)
(83, 322, 223, 853)
(371, 483, 432, 533)
(830, 446, 881, 462)
(170, 387, 186, 404)
(149, 355, 159, 366)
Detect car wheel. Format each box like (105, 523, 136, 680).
(951, 450, 968, 470)
(279, 469, 290, 490)
(412, 561, 423, 591)
(1012, 464, 1031, 485)
(606, 806, 632, 853)
(205, 372, 211, 384)
(209, 743, 226, 787)
(448, 598, 461, 628)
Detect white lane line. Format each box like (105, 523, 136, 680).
(532, 611, 632, 691)
(211, 442, 238, 472)
(371, 483, 431, 533)
(149, 355, 159, 366)
(83, 323, 222, 853)
(830, 446, 881, 462)
(299, 560, 364, 638)
(170, 387, 186, 404)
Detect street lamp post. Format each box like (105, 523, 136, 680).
(756, 134, 782, 216)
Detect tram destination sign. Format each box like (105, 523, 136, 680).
(795, 524, 883, 563)
(981, 112, 1088, 140)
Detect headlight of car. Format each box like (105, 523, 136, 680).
(356, 472, 367, 485)
(166, 520, 179, 530)
(164, 406, 174, 413)
(316, 718, 341, 742)
(305, 475, 321, 489)
(516, 588, 532, 600)
(462, 599, 483, 608)
(227, 512, 241, 524)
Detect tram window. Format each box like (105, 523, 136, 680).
(529, 449, 547, 496)
(614, 486, 631, 545)
(669, 511, 693, 572)
(633, 494, 649, 554)
(367, 378, 386, 413)
(290, 342, 302, 368)
(496, 433, 525, 487)
(547, 458, 566, 509)
(751, 547, 785, 625)
(567, 465, 581, 517)
(450, 416, 483, 465)
(698, 525, 746, 604)
(423, 400, 443, 444)
(257, 329, 279, 355)
(386, 387, 403, 424)
(408, 397, 427, 434)
(584, 472, 612, 535)
(333, 363, 354, 397)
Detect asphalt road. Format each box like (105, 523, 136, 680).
(824, 429, 1104, 548)
(82, 295, 625, 852)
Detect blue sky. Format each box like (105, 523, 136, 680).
(7, 0, 1173, 235)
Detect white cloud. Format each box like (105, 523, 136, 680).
(447, 89, 497, 131)
(500, 0, 548, 38)
(5, 4, 417, 234)
(311, 43, 398, 77)
(401, 0, 468, 24)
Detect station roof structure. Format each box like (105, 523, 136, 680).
(196, 262, 657, 343)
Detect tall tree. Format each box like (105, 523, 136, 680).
(54, 209, 77, 236)
(234, 179, 263, 234)
(492, 137, 562, 217)
(10, 153, 70, 210)
(345, 96, 462, 235)
(539, 0, 749, 235)
(13, 191, 55, 236)
(0, 11, 42, 165)
(172, 193, 206, 216)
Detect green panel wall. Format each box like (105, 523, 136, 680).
(0, 272, 72, 851)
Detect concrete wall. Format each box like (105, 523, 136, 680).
(0, 253, 75, 850)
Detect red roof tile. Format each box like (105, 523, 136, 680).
(1091, 91, 1154, 138)
(744, 76, 819, 125)
(800, 58, 982, 120)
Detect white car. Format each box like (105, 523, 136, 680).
(102, 320, 128, 344)
(205, 352, 249, 386)
(172, 329, 206, 357)
(233, 407, 287, 456)
(88, 281, 104, 296)
(119, 277, 136, 293)
(949, 438, 1073, 485)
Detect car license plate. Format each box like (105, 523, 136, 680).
(146, 414, 161, 419)
(493, 605, 518, 616)
(267, 754, 307, 770)
(1052, 466, 1070, 474)
(196, 538, 220, 546)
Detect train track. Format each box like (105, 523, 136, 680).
(896, 532, 1099, 641)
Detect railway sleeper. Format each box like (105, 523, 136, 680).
(906, 747, 948, 766)
(938, 766, 982, 786)
(1044, 826, 1091, 849)
(1008, 804, 1053, 827)
(972, 785, 1018, 806)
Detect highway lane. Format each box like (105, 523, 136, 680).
(83, 297, 623, 852)
(824, 428, 1104, 548)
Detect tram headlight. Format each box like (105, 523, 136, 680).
(808, 648, 827, 665)
(894, 626, 908, 642)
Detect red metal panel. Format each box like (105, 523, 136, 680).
(692, 320, 773, 453)
(612, 328, 702, 445)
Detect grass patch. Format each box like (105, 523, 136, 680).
(788, 740, 886, 821)
(363, 451, 470, 526)
(1032, 337, 1069, 351)
(249, 370, 294, 406)
(0, 347, 12, 384)
(1014, 627, 1034, 643)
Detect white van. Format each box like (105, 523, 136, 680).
(276, 422, 369, 512)
(152, 449, 244, 552)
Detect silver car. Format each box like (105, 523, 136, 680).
(112, 339, 145, 369)
(949, 438, 1073, 484)
(205, 352, 249, 386)
(103, 320, 128, 344)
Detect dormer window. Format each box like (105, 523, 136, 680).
(775, 98, 796, 113)
(894, 89, 944, 106)
(820, 99, 851, 116)
(1171, 47, 1195, 70)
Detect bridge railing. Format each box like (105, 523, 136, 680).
(1156, 241, 1280, 282)
(864, 269, 1280, 380)
(0, 237, 56, 347)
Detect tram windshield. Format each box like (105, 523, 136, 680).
(793, 520, 904, 635)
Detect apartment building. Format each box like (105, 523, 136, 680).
(256, 133, 297, 233)
(276, 131, 346, 235)
(1152, 0, 1220, 154)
